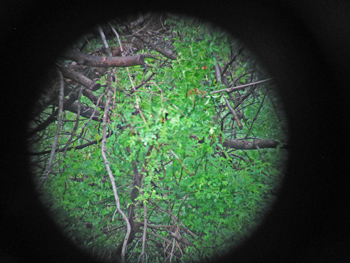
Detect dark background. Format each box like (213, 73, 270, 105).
(1, 0, 349, 262)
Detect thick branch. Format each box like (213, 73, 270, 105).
(194, 135, 281, 150)
(59, 66, 101, 91)
(222, 138, 279, 149)
(82, 89, 105, 109)
(61, 49, 145, 68)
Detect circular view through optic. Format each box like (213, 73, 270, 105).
(29, 13, 288, 263)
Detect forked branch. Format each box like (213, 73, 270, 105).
(101, 71, 131, 263)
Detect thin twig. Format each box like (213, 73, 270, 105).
(148, 200, 198, 239)
(210, 78, 272, 94)
(147, 231, 172, 245)
(141, 202, 148, 263)
(101, 71, 130, 263)
(224, 97, 243, 129)
(169, 150, 195, 176)
(136, 85, 185, 116)
(111, 24, 148, 127)
(38, 68, 64, 190)
(245, 94, 266, 139)
(109, 23, 123, 52)
(98, 26, 112, 57)
(255, 145, 265, 163)
(169, 238, 175, 263)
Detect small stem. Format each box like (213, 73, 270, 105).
(170, 150, 195, 176)
(210, 78, 272, 94)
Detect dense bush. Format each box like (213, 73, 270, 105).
(30, 14, 287, 262)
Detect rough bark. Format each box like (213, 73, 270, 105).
(223, 138, 280, 149)
(61, 49, 145, 68)
(59, 66, 101, 91)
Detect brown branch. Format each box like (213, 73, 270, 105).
(210, 78, 272, 94)
(124, 145, 155, 254)
(82, 88, 105, 109)
(255, 145, 265, 163)
(221, 52, 240, 78)
(224, 97, 243, 129)
(134, 35, 176, 60)
(147, 231, 172, 244)
(101, 71, 130, 263)
(169, 232, 195, 247)
(138, 223, 174, 229)
(170, 150, 195, 176)
(59, 66, 101, 91)
(64, 101, 102, 121)
(61, 49, 145, 68)
(148, 200, 198, 239)
(128, 58, 170, 96)
(193, 134, 281, 150)
(245, 94, 266, 139)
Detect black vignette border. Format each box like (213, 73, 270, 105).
(1, 1, 348, 262)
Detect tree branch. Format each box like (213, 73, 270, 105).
(37, 69, 64, 190)
(101, 71, 130, 263)
(222, 138, 280, 149)
(61, 49, 145, 68)
(59, 66, 101, 91)
(134, 34, 176, 60)
(210, 78, 272, 94)
(225, 97, 243, 129)
(170, 150, 195, 176)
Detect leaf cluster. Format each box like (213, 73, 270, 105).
(30, 14, 287, 262)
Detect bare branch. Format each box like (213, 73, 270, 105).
(224, 97, 243, 129)
(148, 200, 198, 240)
(147, 231, 172, 244)
(97, 26, 112, 57)
(59, 66, 101, 91)
(255, 145, 265, 163)
(65, 101, 102, 121)
(37, 68, 64, 190)
(101, 71, 130, 263)
(60, 87, 83, 159)
(61, 49, 145, 68)
(134, 34, 176, 60)
(169, 232, 195, 247)
(245, 94, 266, 139)
(222, 138, 280, 149)
(209, 78, 272, 94)
(141, 202, 148, 263)
(170, 150, 195, 176)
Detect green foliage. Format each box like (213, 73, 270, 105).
(31, 15, 287, 263)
